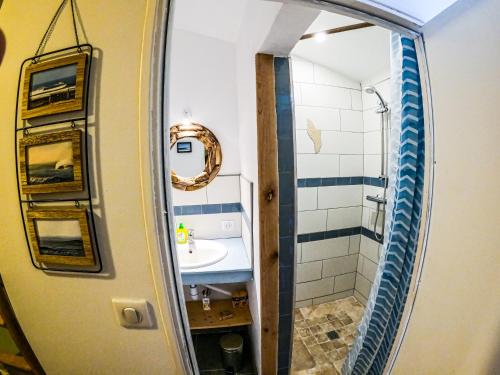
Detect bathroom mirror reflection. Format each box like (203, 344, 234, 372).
(169, 136, 206, 177)
(169, 123, 222, 191)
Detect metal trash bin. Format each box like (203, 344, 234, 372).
(219, 333, 244, 372)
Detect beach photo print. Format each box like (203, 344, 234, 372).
(27, 207, 95, 267)
(19, 129, 83, 194)
(21, 53, 87, 119)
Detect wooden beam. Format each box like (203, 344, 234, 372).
(300, 22, 374, 40)
(255, 53, 279, 375)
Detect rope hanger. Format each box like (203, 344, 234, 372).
(33, 0, 81, 62)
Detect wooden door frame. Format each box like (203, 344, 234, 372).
(255, 53, 280, 375)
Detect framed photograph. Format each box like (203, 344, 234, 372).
(21, 53, 87, 119)
(27, 207, 95, 267)
(19, 129, 83, 194)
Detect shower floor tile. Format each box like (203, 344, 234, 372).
(291, 296, 365, 374)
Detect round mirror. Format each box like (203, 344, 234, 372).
(170, 123, 222, 191)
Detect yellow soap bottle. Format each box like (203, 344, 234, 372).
(176, 223, 188, 245)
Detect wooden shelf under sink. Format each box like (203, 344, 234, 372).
(186, 299, 252, 330)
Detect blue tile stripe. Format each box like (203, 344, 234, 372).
(297, 176, 387, 188)
(297, 226, 383, 244)
(275, 57, 296, 373)
(173, 203, 241, 216)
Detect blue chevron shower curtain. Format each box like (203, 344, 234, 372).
(342, 34, 425, 374)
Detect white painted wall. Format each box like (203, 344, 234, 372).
(235, 1, 282, 370)
(393, 0, 500, 373)
(0, 1, 182, 374)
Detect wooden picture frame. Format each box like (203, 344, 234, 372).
(19, 129, 83, 194)
(170, 123, 222, 191)
(21, 53, 87, 119)
(27, 207, 95, 267)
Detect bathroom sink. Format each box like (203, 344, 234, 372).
(177, 239, 228, 269)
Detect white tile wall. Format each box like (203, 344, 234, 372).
(312, 63, 360, 90)
(350, 90, 363, 110)
(291, 58, 314, 83)
(360, 236, 381, 263)
(354, 290, 368, 306)
(334, 273, 357, 293)
(339, 155, 363, 176)
(322, 255, 358, 277)
(175, 212, 242, 239)
(322, 132, 363, 154)
(340, 110, 364, 132)
(355, 274, 372, 299)
(318, 185, 362, 209)
(364, 154, 381, 177)
(297, 154, 339, 178)
(297, 188, 318, 211)
(296, 243, 302, 263)
(295, 277, 335, 301)
(349, 235, 361, 254)
(296, 261, 323, 283)
(172, 185, 208, 205)
(297, 210, 327, 234)
(295, 130, 316, 154)
(362, 108, 380, 132)
(300, 83, 352, 109)
(327, 206, 362, 230)
(295, 106, 341, 130)
(206, 175, 240, 204)
(301, 237, 349, 262)
(364, 131, 382, 154)
(313, 290, 353, 305)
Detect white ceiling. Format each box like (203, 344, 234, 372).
(172, 0, 248, 43)
(291, 12, 391, 82)
(359, 0, 459, 25)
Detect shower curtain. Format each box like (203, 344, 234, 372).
(342, 34, 425, 374)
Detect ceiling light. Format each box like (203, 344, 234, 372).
(313, 31, 327, 43)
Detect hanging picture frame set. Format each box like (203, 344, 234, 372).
(21, 53, 87, 120)
(19, 129, 83, 195)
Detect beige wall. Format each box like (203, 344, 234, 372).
(0, 1, 182, 374)
(393, 0, 500, 373)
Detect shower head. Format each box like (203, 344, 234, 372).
(364, 86, 388, 111)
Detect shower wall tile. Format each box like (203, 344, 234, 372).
(297, 187, 318, 211)
(295, 277, 335, 301)
(321, 132, 363, 155)
(318, 185, 363, 209)
(364, 130, 382, 154)
(326, 206, 363, 230)
(300, 83, 352, 109)
(339, 155, 363, 176)
(312, 62, 360, 89)
(301, 237, 350, 262)
(364, 155, 382, 179)
(297, 154, 339, 178)
(363, 108, 380, 132)
(294, 106, 341, 130)
(349, 235, 361, 254)
(313, 290, 353, 305)
(322, 254, 358, 277)
(334, 272, 357, 292)
(291, 58, 314, 83)
(360, 236, 381, 264)
(296, 261, 323, 283)
(355, 274, 372, 300)
(340, 110, 364, 132)
(295, 130, 316, 154)
(350, 90, 363, 110)
(297, 210, 328, 234)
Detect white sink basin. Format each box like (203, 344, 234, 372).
(178, 239, 228, 269)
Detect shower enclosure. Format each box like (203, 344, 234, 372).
(290, 22, 392, 372)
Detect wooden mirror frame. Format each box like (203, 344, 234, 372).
(170, 123, 222, 191)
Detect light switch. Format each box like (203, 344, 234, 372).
(112, 298, 154, 328)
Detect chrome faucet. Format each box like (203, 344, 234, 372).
(188, 229, 196, 253)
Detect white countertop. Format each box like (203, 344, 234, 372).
(179, 237, 253, 284)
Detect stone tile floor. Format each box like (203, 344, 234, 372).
(291, 296, 365, 374)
